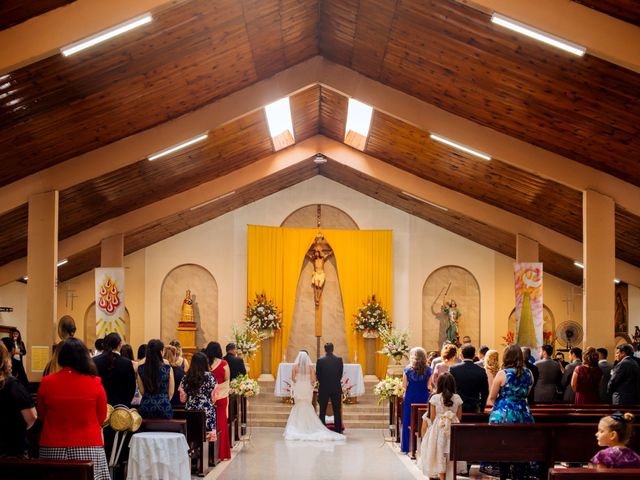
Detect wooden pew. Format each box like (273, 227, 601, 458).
(139, 418, 187, 436)
(173, 409, 212, 477)
(548, 468, 640, 479)
(0, 458, 93, 480)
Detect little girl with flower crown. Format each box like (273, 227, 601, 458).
(590, 412, 640, 469)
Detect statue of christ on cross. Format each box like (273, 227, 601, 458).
(307, 233, 333, 358)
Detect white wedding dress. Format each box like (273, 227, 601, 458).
(283, 352, 345, 442)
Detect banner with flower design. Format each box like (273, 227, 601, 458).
(514, 263, 543, 348)
(95, 268, 126, 338)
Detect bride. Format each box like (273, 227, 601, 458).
(283, 350, 345, 441)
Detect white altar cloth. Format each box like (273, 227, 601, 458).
(275, 362, 365, 397)
(127, 431, 190, 480)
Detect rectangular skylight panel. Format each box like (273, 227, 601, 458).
(346, 98, 373, 138)
(265, 97, 295, 151)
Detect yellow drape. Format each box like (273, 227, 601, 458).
(247, 225, 392, 380)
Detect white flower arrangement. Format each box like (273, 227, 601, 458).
(353, 295, 390, 334)
(245, 292, 281, 332)
(231, 324, 267, 359)
(230, 374, 260, 397)
(373, 376, 405, 403)
(377, 326, 410, 360)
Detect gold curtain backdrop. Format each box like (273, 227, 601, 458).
(246, 225, 393, 380)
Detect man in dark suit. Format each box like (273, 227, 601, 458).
(561, 347, 582, 402)
(534, 344, 562, 402)
(224, 342, 247, 380)
(597, 347, 613, 403)
(94, 332, 136, 407)
(316, 342, 343, 433)
(449, 344, 488, 413)
(522, 347, 539, 404)
(608, 344, 640, 405)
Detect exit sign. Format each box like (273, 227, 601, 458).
(0, 307, 13, 312)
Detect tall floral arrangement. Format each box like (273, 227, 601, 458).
(230, 374, 260, 397)
(377, 326, 409, 362)
(231, 324, 267, 359)
(373, 376, 405, 404)
(245, 292, 281, 333)
(353, 295, 390, 335)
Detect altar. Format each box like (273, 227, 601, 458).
(274, 362, 366, 397)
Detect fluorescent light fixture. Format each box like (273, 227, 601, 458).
(265, 97, 295, 151)
(57, 259, 68, 267)
(190, 191, 236, 211)
(148, 133, 208, 161)
(401, 191, 449, 211)
(61, 14, 152, 56)
(614, 278, 621, 284)
(491, 14, 586, 57)
(22, 276, 28, 281)
(430, 133, 491, 160)
(574, 261, 584, 269)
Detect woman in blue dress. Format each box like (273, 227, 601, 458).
(401, 347, 431, 453)
(488, 344, 534, 479)
(137, 339, 174, 419)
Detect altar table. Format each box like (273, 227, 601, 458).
(275, 362, 365, 397)
(127, 431, 190, 480)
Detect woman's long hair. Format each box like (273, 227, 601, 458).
(142, 339, 164, 394)
(183, 352, 209, 397)
(502, 344, 525, 377)
(436, 372, 457, 407)
(409, 347, 428, 376)
(57, 338, 98, 376)
(120, 344, 134, 361)
(0, 342, 12, 387)
(441, 343, 458, 361)
(583, 347, 599, 368)
(204, 342, 223, 367)
(103, 332, 122, 370)
(485, 349, 499, 376)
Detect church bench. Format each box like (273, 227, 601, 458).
(548, 468, 640, 479)
(139, 418, 188, 436)
(0, 458, 93, 480)
(172, 408, 212, 476)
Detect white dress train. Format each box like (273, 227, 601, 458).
(283, 375, 345, 442)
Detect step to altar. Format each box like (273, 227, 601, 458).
(247, 378, 389, 429)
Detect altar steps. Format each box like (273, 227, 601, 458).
(247, 379, 389, 429)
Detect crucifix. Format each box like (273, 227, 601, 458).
(307, 205, 333, 359)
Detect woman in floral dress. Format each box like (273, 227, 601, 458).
(180, 352, 218, 441)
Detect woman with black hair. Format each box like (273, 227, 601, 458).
(205, 341, 231, 460)
(179, 352, 218, 441)
(94, 333, 136, 407)
(38, 338, 110, 480)
(136, 339, 174, 419)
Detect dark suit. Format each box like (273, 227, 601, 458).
(562, 359, 581, 403)
(223, 353, 247, 380)
(94, 352, 136, 407)
(598, 360, 613, 403)
(526, 360, 539, 404)
(316, 352, 343, 433)
(608, 356, 640, 404)
(534, 358, 562, 402)
(449, 359, 488, 413)
(11, 357, 29, 389)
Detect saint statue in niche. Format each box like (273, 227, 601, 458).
(181, 289, 195, 322)
(307, 236, 333, 307)
(442, 299, 461, 344)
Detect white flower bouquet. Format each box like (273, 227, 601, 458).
(377, 326, 409, 361)
(373, 376, 405, 403)
(230, 374, 260, 397)
(231, 324, 266, 359)
(353, 295, 390, 335)
(245, 292, 281, 333)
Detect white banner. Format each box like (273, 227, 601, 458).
(95, 268, 125, 338)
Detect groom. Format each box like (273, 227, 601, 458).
(316, 342, 344, 433)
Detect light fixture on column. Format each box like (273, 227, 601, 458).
(265, 97, 295, 151)
(614, 278, 621, 284)
(573, 261, 584, 269)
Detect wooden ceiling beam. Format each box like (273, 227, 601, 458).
(456, 0, 640, 73)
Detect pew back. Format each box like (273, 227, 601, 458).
(0, 458, 93, 480)
(548, 468, 640, 479)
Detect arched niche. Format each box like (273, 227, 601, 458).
(161, 264, 218, 349)
(282, 204, 357, 362)
(84, 302, 130, 347)
(422, 266, 480, 352)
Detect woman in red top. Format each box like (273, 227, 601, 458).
(38, 338, 110, 480)
(205, 342, 231, 460)
(572, 347, 603, 405)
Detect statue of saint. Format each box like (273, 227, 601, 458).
(306, 238, 333, 307)
(181, 290, 195, 322)
(442, 299, 461, 344)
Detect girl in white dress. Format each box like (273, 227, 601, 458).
(283, 351, 345, 442)
(419, 372, 465, 480)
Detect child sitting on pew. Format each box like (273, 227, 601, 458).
(590, 412, 640, 469)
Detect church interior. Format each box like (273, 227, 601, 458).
(1, 1, 639, 479)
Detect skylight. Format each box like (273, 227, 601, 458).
(265, 97, 295, 151)
(344, 98, 373, 150)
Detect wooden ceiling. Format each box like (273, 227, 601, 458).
(1, 0, 640, 287)
(0, 0, 74, 31)
(572, 1, 640, 27)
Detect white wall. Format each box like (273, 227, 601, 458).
(0, 281, 27, 335)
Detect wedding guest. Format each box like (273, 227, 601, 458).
(93, 338, 104, 357)
(484, 349, 500, 399)
(169, 339, 189, 372)
(120, 344, 134, 362)
(0, 342, 37, 458)
(419, 372, 465, 480)
(475, 345, 489, 367)
(164, 345, 185, 406)
(608, 344, 640, 405)
(449, 344, 488, 413)
(590, 412, 640, 469)
(94, 333, 136, 407)
(1, 337, 29, 388)
(11, 329, 27, 364)
(572, 347, 602, 405)
(429, 344, 457, 390)
(224, 343, 247, 380)
(534, 344, 562, 402)
(136, 343, 146, 361)
(43, 315, 76, 376)
(597, 347, 613, 403)
(38, 338, 110, 480)
(137, 339, 174, 419)
(180, 352, 218, 441)
(561, 347, 582, 402)
(522, 347, 539, 404)
(206, 341, 231, 460)
(555, 352, 568, 370)
(401, 347, 431, 453)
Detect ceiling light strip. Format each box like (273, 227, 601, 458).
(491, 14, 586, 57)
(401, 191, 449, 211)
(430, 133, 491, 161)
(574, 261, 584, 269)
(61, 13, 153, 57)
(148, 133, 208, 161)
(190, 191, 237, 211)
(57, 259, 68, 267)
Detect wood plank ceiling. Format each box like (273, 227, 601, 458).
(572, 1, 640, 27)
(2, 0, 640, 287)
(0, 0, 75, 31)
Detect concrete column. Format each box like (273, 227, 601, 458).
(583, 189, 615, 353)
(516, 234, 539, 263)
(101, 233, 124, 267)
(26, 191, 59, 381)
